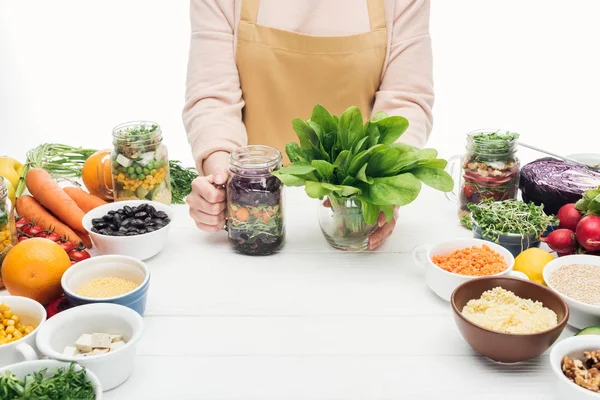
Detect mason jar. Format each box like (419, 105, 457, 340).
(0, 177, 17, 288)
(111, 121, 172, 204)
(446, 129, 520, 219)
(226, 145, 284, 255)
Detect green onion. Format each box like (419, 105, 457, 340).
(169, 160, 198, 204)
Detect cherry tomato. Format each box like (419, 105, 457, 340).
(15, 218, 29, 229)
(462, 184, 476, 199)
(35, 231, 49, 239)
(57, 241, 75, 252)
(70, 260, 77, 265)
(46, 232, 62, 242)
(18, 236, 29, 243)
(69, 250, 91, 262)
(20, 224, 33, 235)
(27, 225, 44, 236)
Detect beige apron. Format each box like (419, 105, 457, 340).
(236, 0, 387, 162)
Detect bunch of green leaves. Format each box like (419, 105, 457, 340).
(0, 363, 96, 400)
(469, 130, 519, 161)
(465, 198, 557, 239)
(575, 186, 600, 216)
(169, 160, 198, 204)
(271, 105, 454, 225)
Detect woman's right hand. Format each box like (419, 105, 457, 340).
(187, 165, 229, 232)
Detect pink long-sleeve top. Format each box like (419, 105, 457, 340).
(183, 0, 434, 174)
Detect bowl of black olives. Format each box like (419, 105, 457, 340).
(82, 201, 173, 260)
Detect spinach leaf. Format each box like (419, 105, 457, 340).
(356, 163, 373, 184)
(364, 173, 422, 206)
(311, 160, 335, 181)
(380, 205, 395, 222)
(371, 111, 389, 122)
(277, 162, 315, 175)
(270, 172, 306, 186)
(292, 119, 320, 150)
(286, 143, 308, 163)
(321, 183, 362, 197)
(366, 147, 400, 177)
(338, 106, 364, 150)
(334, 150, 353, 176)
(411, 167, 454, 192)
(305, 181, 331, 198)
(348, 144, 383, 176)
(375, 116, 409, 145)
(358, 197, 380, 225)
(311, 105, 337, 138)
(365, 121, 381, 148)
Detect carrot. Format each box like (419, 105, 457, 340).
(16, 195, 85, 246)
(26, 168, 85, 232)
(74, 229, 93, 249)
(64, 187, 108, 213)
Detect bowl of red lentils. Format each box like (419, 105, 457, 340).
(543, 254, 600, 330)
(61, 255, 150, 316)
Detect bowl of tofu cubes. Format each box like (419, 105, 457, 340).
(35, 303, 144, 391)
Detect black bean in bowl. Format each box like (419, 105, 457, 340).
(91, 203, 171, 237)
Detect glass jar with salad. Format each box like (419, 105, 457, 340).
(446, 130, 520, 219)
(0, 177, 17, 288)
(227, 146, 285, 255)
(111, 121, 172, 204)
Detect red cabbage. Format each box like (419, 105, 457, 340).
(520, 157, 600, 215)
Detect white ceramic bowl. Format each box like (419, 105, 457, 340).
(550, 335, 600, 399)
(543, 254, 600, 329)
(61, 255, 151, 316)
(82, 200, 172, 260)
(0, 296, 46, 367)
(0, 359, 103, 398)
(36, 303, 144, 391)
(413, 238, 528, 301)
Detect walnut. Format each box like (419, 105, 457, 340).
(563, 356, 579, 380)
(585, 351, 600, 368)
(477, 168, 489, 177)
(490, 169, 505, 177)
(563, 352, 600, 393)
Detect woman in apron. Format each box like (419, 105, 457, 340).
(183, 0, 433, 249)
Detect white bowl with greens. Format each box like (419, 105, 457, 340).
(464, 198, 557, 257)
(0, 360, 102, 399)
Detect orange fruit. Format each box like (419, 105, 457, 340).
(1, 238, 72, 305)
(82, 150, 113, 201)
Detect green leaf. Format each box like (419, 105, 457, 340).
(417, 148, 438, 160)
(411, 167, 454, 192)
(277, 162, 316, 175)
(321, 183, 362, 197)
(375, 116, 409, 145)
(334, 150, 352, 176)
(365, 121, 381, 147)
(311, 143, 330, 162)
(311, 160, 335, 180)
(292, 119, 320, 150)
(359, 198, 380, 225)
(352, 136, 369, 154)
(371, 111, 389, 122)
(348, 144, 384, 176)
(380, 205, 395, 222)
(285, 143, 308, 163)
(341, 176, 357, 186)
(305, 181, 331, 198)
(356, 163, 373, 184)
(418, 158, 448, 169)
(322, 131, 337, 156)
(366, 147, 401, 177)
(364, 173, 422, 206)
(311, 105, 336, 138)
(307, 120, 322, 140)
(271, 172, 306, 187)
(338, 106, 364, 150)
(390, 142, 418, 154)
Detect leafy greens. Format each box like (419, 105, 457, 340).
(272, 105, 454, 225)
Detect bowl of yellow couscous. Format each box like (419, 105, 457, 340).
(61, 255, 150, 316)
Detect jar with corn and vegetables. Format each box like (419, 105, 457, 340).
(0, 177, 17, 288)
(111, 121, 172, 204)
(457, 130, 520, 219)
(227, 146, 285, 255)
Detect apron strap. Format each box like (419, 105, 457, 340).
(366, 0, 386, 30)
(240, 0, 260, 24)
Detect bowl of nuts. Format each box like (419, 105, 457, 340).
(82, 200, 172, 260)
(550, 335, 600, 399)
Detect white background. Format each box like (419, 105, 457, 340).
(1, 0, 599, 164)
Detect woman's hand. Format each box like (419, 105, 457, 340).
(367, 207, 399, 250)
(187, 152, 231, 232)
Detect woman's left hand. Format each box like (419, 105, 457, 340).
(368, 207, 399, 250)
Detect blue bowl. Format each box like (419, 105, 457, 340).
(61, 255, 150, 316)
(472, 224, 540, 258)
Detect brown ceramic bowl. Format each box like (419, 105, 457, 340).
(451, 277, 569, 363)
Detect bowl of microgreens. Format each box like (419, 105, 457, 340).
(272, 105, 454, 251)
(463, 198, 558, 257)
(0, 360, 102, 399)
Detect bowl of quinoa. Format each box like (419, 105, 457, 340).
(543, 254, 600, 329)
(451, 277, 569, 363)
(61, 255, 150, 316)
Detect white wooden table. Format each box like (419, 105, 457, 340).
(2, 186, 574, 399)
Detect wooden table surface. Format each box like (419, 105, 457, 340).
(1, 186, 574, 399)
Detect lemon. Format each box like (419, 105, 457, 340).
(513, 248, 555, 285)
(1, 176, 16, 205)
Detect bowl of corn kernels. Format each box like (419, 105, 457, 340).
(0, 296, 47, 367)
(61, 255, 150, 316)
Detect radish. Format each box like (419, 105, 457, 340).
(576, 215, 600, 252)
(557, 203, 583, 232)
(543, 229, 578, 254)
